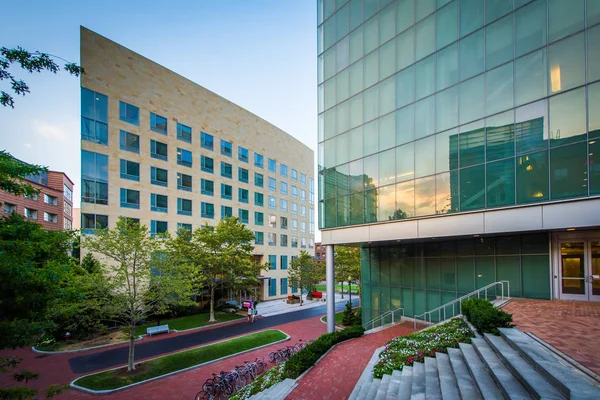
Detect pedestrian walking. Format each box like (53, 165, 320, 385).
(247, 307, 252, 323)
(252, 307, 258, 323)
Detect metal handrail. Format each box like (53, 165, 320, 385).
(363, 307, 404, 331)
(413, 280, 510, 329)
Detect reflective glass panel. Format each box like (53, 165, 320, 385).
(459, 74, 484, 125)
(549, 0, 584, 43)
(550, 142, 588, 199)
(588, 25, 600, 83)
(396, 66, 415, 109)
(515, 100, 547, 155)
(436, 43, 459, 91)
(396, 105, 415, 145)
(436, 86, 458, 133)
(460, 0, 484, 37)
(416, 55, 435, 100)
(460, 165, 485, 210)
(436, 1, 458, 49)
(415, 96, 435, 139)
(486, 158, 515, 207)
(516, 150, 549, 203)
(459, 124, 485, 167)
(459, 29, 484, 80)
(486, 62, 514, 116)
(397, 0, 415, 34)
(515, 0, 547, 57)
(548, 33, 585, 94)
(396, 142, 415, 182)
(364, 14, 379, 54)
(396, 180, 415, 218)
(486, 0, 513, 23)
(396, 28, 415, 71)
(549, 88, 586, 147)
(515, 49, 547, 106)
(590, 83, 600, 139)
(415, 136, 436, 178)
(415, 15, 435, 60)
(415, 176, 436, 216)
(486, 15, 513, 70)
(436, 128, 459, 172)
(486, 110, 515, 162)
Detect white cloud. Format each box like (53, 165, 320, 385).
(23, 142, 31, 148)
(32, 120, 69, 141)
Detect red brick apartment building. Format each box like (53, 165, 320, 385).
(0, 168, 74, 230)
(315, 242, 325, 261)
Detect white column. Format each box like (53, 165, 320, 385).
(326, 245, 335, 333)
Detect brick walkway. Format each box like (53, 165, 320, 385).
(0, 316, 327, 400)
(287, 322, 420, 400)
(503, 298, 600, 375)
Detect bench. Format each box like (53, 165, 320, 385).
(311, 291, 323, 299)
(147, 324, 170, 337)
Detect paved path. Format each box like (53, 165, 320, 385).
(287, 322, 419, 400)
(69, 298, 358, 373)
(503, 298, 600, 375)
(257, 293, 349, 317)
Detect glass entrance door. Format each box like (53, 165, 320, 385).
(559, 241, 600, 301)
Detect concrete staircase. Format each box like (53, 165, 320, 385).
(248, 378, 296, 400)
(349, 328, 600, 400)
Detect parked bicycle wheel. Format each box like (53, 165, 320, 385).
(256, 358, 266, 373)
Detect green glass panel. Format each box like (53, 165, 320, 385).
(379, 113, 396, 152)
(549, 0, 584, 43)
(516, 150, 549, 204)
(324, 108, 336, 143)
(589, 25, 600, 83)
(436, 1, 458, 49)
(337, 68, 349, 103)
(335, 164, 350, 196)
(496, 256, 522, 297)
(378, 184, 396, 221)
(379, 149, 396, 188)
(364, 14, 379, 54)
(459, 75, 484, 125)
(361, 248, 372, 284)
(379, 40, 396, 80)
(324, 167, 338, 199)
(459, 124, 485, 167)
(549, 88, 587, 147)
(548, 33, 585, 95)
(396, 66, 415, 109)
(589, 0, 600, 26)
(416, 15, 435, 61)
(515, 0, 547, 58)
(362, 286, 372, 322)
(397, 0, 415, 34)
(391, 287, 402, 309)
(522, 255, 551, 299)
(415, 136, 436, 178)
(441, 241, 457, 257)
(364, 50, 379, 89)
(441, 292, 459, 318)
(396, 28, 415, 71)
(486, 111, 514, 162)
(486, 0, 513, 23)
(416, 55, 435, 100)
(370, 248, 380, 285)
(460, 165, 485, 211)
(349, 60, 364, 97)
(426, 259, 441, 290)
(486, 15, 513, 70)
(496, 236, 520, 255)
(401, 288, 414, 317)
(415, 96, 435, 139)
(591, 140, 600, 195)
(414, 289, 427, 316)
(436, 129, 457, 173)
(324, 76, 336, 110)
(390, 248, 402, 287)
(413, 259, 426, 288)
(371, 287, 380, 316)
(348, 127, 363, 161)
(521, 233, 549, 254)
(515, 48, 547, 106)
(460, 0, 484, 37)
(456, 258, 475, 293)
(590, 83, 600, 140)
(550, 142, 588, 199)
(436, 43, 459, 91)
(323, 13, 336, 50)
(349, 95, 363, 129)
(379, 77, 396, 117)
(363, 120, 378, 156)
(396, 142, 415, 183)
(365, 189, 378, 223)
(459, 29, 484, 80)
(486, 158, 515, 207)
(350, 192, 364, 225)
(396, 180, 416, 218)
(436, 171, 456, 214)
(400, 257, 414, 287)
(417, 0, 435, 21)
(436, 86, 458, 133)
(336, 4, 349, 41)
(515, 101, 547, 155)
(349, 0, 362, 30)
(364, 153, 379, 189)
(349, 159, 364, 193)
(337, 100, 350, 135)
(379, 247, 390, 284)
(426, 291, 442, 321)
(396, 105, 415, 146)
(457, 239, 474, 256)
(486, 62, 514, 116)
(380, 2, 396, 45)
(441, 259, 456, 291)
(324, 198, 337, 228)
(415, 176, 436, 216)
(349, 26, 364, 65)
(475, 237, 495, 255)
(337, 195, 350, 226)
(364, 0, 378, 20)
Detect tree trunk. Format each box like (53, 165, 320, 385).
(209, 285, 216, 322)
(127, 323, 136, 371)
(299, 285, 303, 306)
(341, 281, 344, 299)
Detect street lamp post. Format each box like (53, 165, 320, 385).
(348, 276, 352, 304)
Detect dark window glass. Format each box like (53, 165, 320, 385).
(151, 193, 168, 212)
(201, 155, 214, 173)
(177, 148, 193, 167)
(177, 198, 193, 216)
(516, 150, 549, 204)
(120, 188, 140, 209)
(221, 205, 233, 219)
(120, 159, 140, 181)
(254, 153, 264, 168)
(486, 158, 515, 207)
(221, 183, 233, 200)
(201, 132, 214, 150)
(120, 130, 139, 153)
(201, 179, 214, 196)
(239, 168, 249, 183)
(177, 123, 192, 143)
(119, 101, 139, 125)
(238, 146, 249, 162)
(150, 112, 168, 134)
(81, 150, 108, 205)
(221, 162, 233, 178)
(177, 173, 192, 191)
(82, 214, 108, 233)
(255, 192, 264, 206)
(151, 166, 168, 187)
(239, 188, 249, 203)
(151, 220, 168, 236)
(460, 165, 485, 211)
(550, 142, 588, 199)
(151, 140, 168, 161)
(221, 140, 232, 157)
(81, 88, 108, 145)
(201, 202, 215, 218)
(255, 212, 264, 225)
(238, 208, 249, 223)
(255, 173, 264, 187)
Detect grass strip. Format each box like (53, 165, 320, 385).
(132, 312, 243, 336)
(75, 330, 287, 391)
(322, 310, 345, 325)
(314, 284, 359, 293)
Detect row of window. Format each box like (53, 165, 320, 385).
(266, 277, 298, 297)
(3, 203, 59, 223)
(259, 234, 314, 248)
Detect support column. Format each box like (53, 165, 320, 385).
(326, 245, 335, 333)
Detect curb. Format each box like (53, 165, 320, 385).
(32, 335, 144, 355)
(70, 329, 291, 395)
(170, 315, 245, 334)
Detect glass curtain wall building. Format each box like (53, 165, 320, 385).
(318, 0, 600, 324)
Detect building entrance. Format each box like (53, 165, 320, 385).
(558, 240, 600, 301)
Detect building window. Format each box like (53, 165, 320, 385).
(291, 169, 298, 181)
(268, 233, 277, 246)
(239, 167, 249, 183)
(239, 188, 249, 203)
(309, 238, 315, 249)
(177, 123, 192, 143)
(44, 194, 57, 205)
(201, 179, 214, 196)
(43, 212, 58, 223)
(309, 178, 314, 204)
(150, 220, 168, 237)
(120, 130, 139, 153)
(151, 193, 168, 212)
(301, 238, 307, 248)
(24, 208, 37, 220)
(177, 223, 192, 233)
(268, 196, 276, 209)
(280, 234, 288, 247)
(64, 184, 72, 201)
(255, 211, 264, 226)
(301, 189, 307, 201)
(268, 158, 276, 173)
(201, 155, 214, 173)
(292, 186, 298, 198)
(238, 146, 249, 163)
(280, 216, 288, 229)
(269, 214, 277, 228)
(221, 183, 233, 200)
(300, 173, 306, 185)
(64, 218, 72, 230)
(82, 213, 108, 234)
(301, 221, 306, 233)
(291, 236, 298, 248)
(177, 148, 193, 168)
(64, 201, 72, 216)
(82, 150, 108, 205)
(280, 164, 288, 177)
(280, 182, 288, 195)
(280, 199, 288, 212)
(255, 172, 264, 187)
(255, 192, 264, 207)
(3, 203, 16, 214)
(255, 153, 264, 168)
(221, 162, 233, 178)
(120, 188, 140, 209)
(268, 255, 276, 270)
(120, 159, 140, 181)
(81, 88, 108, 145)
(119, 101, 139, 125)
(151, 140, 168, 161)
(310, 208, 315, 234)
(24, 192, 38, 201)
(292, 219, 298, 231)
(201, 202, 215, 218)
(150, 112, 168, 134)
(201, 132, 214, 150)
(177, 198, 192, 216)
(268, 177, 276, 191)
(221, 139, 232, 157)
(239, 208, 249, 223)
(177, 173, 192, 192)
(221, 205, 233, 219)
(300, 205, 307, 217)
(255, 231, 264, 245)
(280, 277, 288, 295)
(281, 256, 288, 270)
(151, 166, 168, 187)
(292, 202, 298, 214)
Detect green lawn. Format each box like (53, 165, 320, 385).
(322, 310, 345, 325)
(314, 284, 360, 293)
(132, 312, 243, 336)
(75, 330, 287, 391)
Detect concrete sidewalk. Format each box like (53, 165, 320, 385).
(256, 293, 353, 317)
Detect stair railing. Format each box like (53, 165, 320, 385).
(363, 307, 404, 331)
(413, 280, 510, 330)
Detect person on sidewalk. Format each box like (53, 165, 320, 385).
(251, 307, 258, 323)
(247, 307, 252, 323)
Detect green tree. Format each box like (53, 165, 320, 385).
(164, 217, 256, 323)
(288, 251, 325, 306)
(334, 246, 361, 299)
(1, 46, 83, 108)
(80, 252, 102, 274)
(0, 151, 47, 202)
(82, 217, 195, 371)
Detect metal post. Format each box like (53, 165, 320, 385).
(507, 281, 510, 298)
(485, 288, 487, 300)
(326, 245, 335, 333)
(501, 283, 504, 301)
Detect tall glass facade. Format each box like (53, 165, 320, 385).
(318, 0, 600, 229)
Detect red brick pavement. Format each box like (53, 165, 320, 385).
(503, 298, 600, 375)
(287, 322, 420, 400)
(0, 316, 326, 400)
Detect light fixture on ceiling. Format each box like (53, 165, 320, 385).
(567, 228, 576, 231)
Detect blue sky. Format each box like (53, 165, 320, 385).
(1, 0, 317, 223)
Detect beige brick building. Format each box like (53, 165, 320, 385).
(79, 27, 315, 301)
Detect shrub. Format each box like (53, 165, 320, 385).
(353, 307, 362, 326)
(229, 363, 285, 400)
(342, 302, 355, 326)
(282, 325, 365, 379)
(461, 298, 513, 335)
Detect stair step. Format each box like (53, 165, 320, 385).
(425, 357, 441, 400)
(471, 338, 532, 400)
(348, 384, 362, 400)
(357, 382, 372, 399)
(459, 343, 504, 400)
(435, 353, 461, 400)
(398, 366, 413, 399)
(485, 333, 566, 400)
(386, 374, 402, 400)
(366, 378, 382, 400)
(447, 348, 483, 400)
(375, 374, 392, 400)
(499, 328, 600, 400)
(411, 362, 425, 400)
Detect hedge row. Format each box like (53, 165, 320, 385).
(461, 297, 513, 335)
